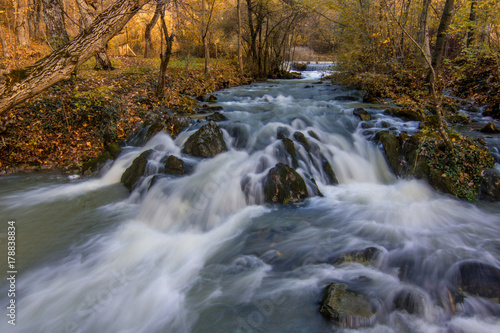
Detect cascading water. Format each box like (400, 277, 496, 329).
(1, 72, 500, 333)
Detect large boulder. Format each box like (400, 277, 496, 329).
(319, 283, 376, 328)
(447, 261, 500, 303)
(182, 121, 228, 158)
(480, 122, 500, 134)
(121, 149, 153, 192)
(263, 163, 308, 204)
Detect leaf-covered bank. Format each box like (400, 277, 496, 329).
(0, 57, 250, 174)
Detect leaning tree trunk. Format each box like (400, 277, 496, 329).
(144, 1, 163, 58)
(75, 0, 114, 70)
(42, 0, 70, 50)
(0, 0, 151, 115)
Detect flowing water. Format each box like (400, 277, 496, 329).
(1, 72, 500, 333)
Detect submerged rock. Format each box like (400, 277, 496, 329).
(334, 96, 358, 102)
(319, 283, 376, 328)
(263, 163, 308, 204)
(334, 247, 381, 266)
(393, 288, 427, 315)
(182, 121, 228, 158)
(277, 126, 291, 140)
(448, 261, 500, 302)
(121, 149, 153, 192)
(82, 152, 112, 177)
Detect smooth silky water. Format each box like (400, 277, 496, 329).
(1, 71, 500, 332)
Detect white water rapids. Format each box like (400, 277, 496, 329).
(1, 71, 500, 332)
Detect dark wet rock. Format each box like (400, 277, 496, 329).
(277, 126, 291, 140)
(361, 122, 375, 129)
(293, 131, 310, 151)
(208, 95, 217, 103)
(227, 124, 249, 149)
(321, 154, 338, 185)
(334, 96, 358, 102)
(182, 121, 228, 158)
(480, 122, 500, 134)
(106, 143, 122, 160)
(82, 152, 112, 177)
(480, 169, 500, 201)
(305, 85, 313, 88)
(263, 163, 308, 204)
(363, 92, 379, 104)
(282, 138, 298, 168)
(376, 131, 401, 174)
(334, 247, 381, 266)
(308, 130, 320, 141)
(353, 108, 371, 121)
(319, 283, 376, 328)
(164, 155, 189, 175)
(121, 149, 153, 192)
(446, 114, 470, 125)
(393, 288, 426, 315)
(206, 111, 227, 122)
(305, 176, 324, 197)
(384, 107, 425, 122)
(448, 261, 500, 302)
(198, 105, 224, 114)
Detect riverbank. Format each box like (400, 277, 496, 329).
(0, 56, 250, 174)
(330, 54, 500, 201)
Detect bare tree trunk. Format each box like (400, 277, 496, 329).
(417, 0, 431, 63)
(202, 0, 210, 74)
(27, 0, 44, 40)
(156, 7, 174, 98)
(0, 25, 10, 58)
(429, 0, 455, 73)
(237, 0, 243, 74)
(42, 0, 70, 50)
(75, 0, 114, 70)
(466, 0, 477, 48)
(144, 1, 162, 58)
(0, 0, 151, 115)
(15, 0, 30, 46)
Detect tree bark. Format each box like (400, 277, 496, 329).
(466, 0, 477, 48)
(75, 0, 114, 70)
(15, 0, 30, 46)
(0, 0, 151, 115)
(28, 0, 44, 40)
(42, 0, 70, 50)
(144, 1, 163, 58)
(429, 0, 455, 73)
(0, 25, 10, 59)
(237, 0, 243, 74)
(202, 0, 210, 74)
(417, 0, 431, 63)
(156, 8, 174, 98)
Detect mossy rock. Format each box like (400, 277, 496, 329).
(384, 107, 425, 122)
(353, 108, 371, 121)
(293, 131, 310, 151)
(334, 247, 381, 266)
(106, 143, 122, 160)
(480, 169, 500, 201)
(319, 283, 375, 328)
(480, 122, 500, 134)
(82, 151, 112, 176)
(120, 149, 152, 192)
(447, 114, 470, 125)
(282, 138, 298, 168)
(182, 121, 228, 158)
(206, 111, 227, 122)
(263, 163, 308, 204)
(164, 155, 189, 175)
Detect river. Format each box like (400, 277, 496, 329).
(1, 71, 500, 332)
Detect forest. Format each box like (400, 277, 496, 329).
(0, 0, 499, 199)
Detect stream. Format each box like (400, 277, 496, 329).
(1, 71, 500, 332)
